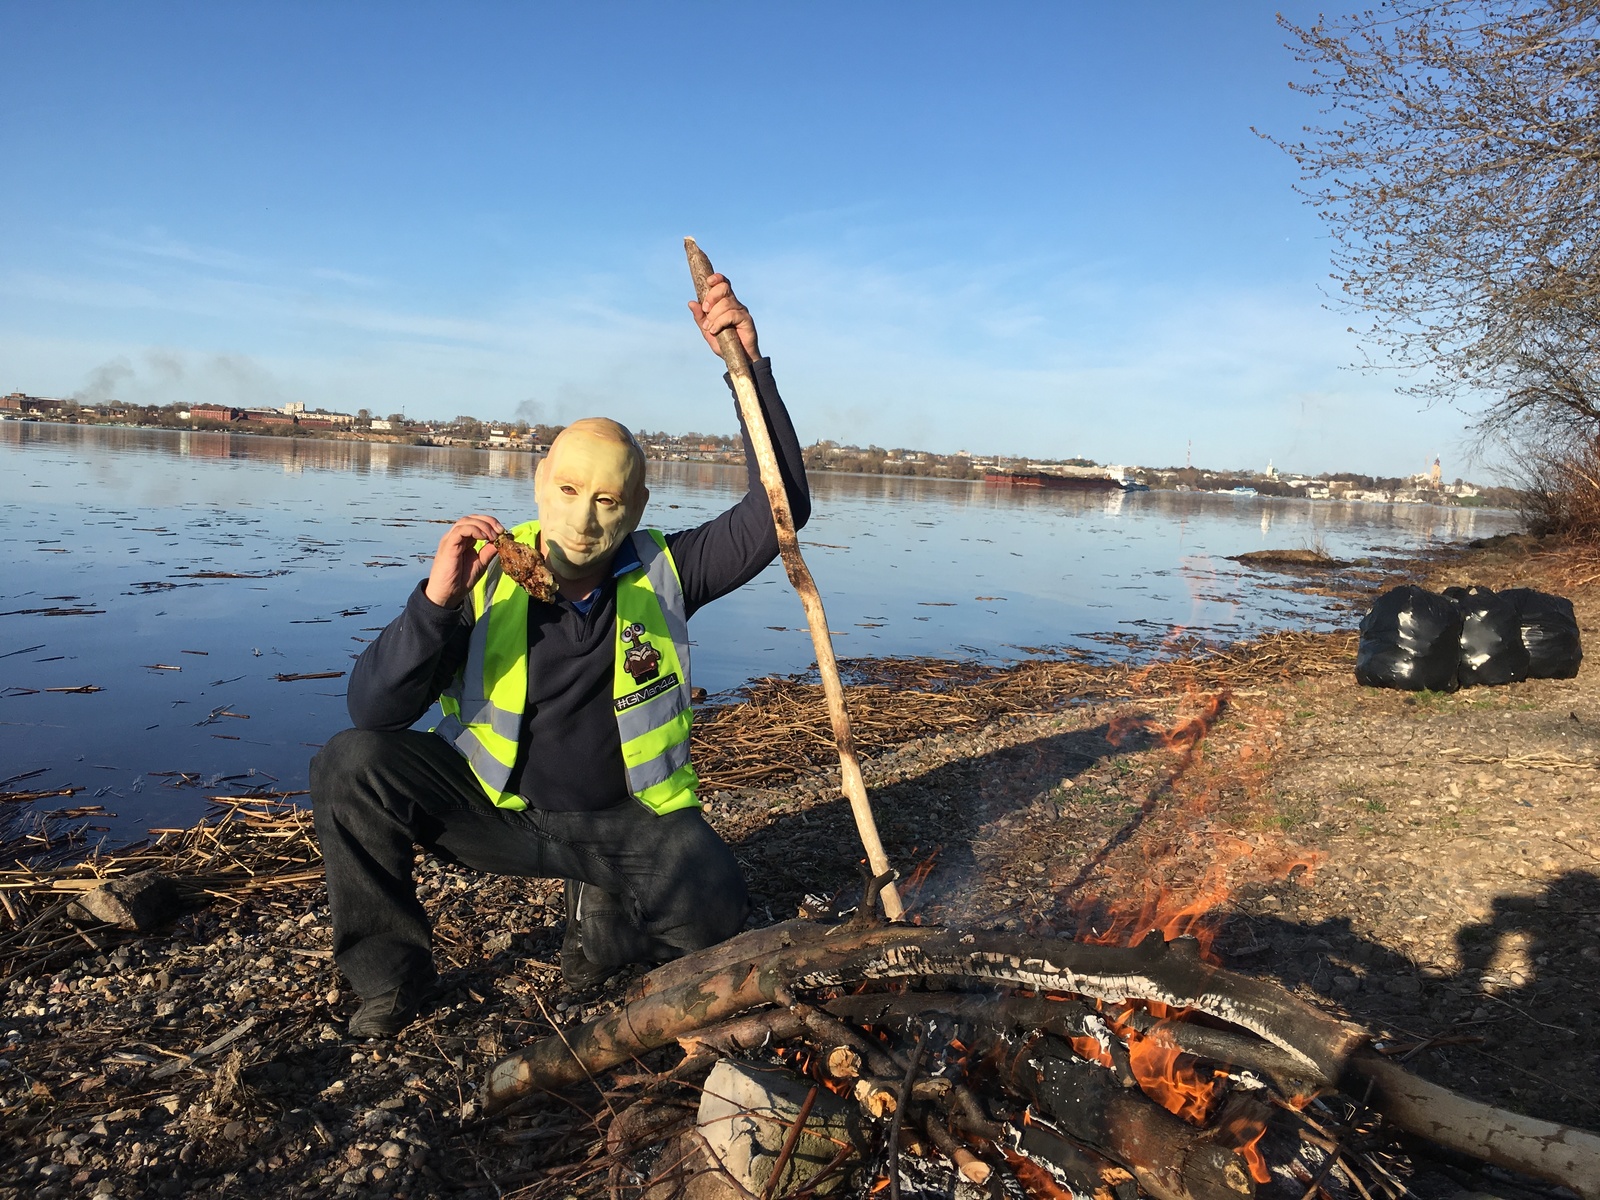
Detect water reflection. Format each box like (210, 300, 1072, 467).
(1, 422, 1516, 836)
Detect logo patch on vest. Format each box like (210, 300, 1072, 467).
(615, 672, 680, 712)
(620, 621, 662, 684)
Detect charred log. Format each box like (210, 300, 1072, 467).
(1001, 1035, 1256, 1200)
(1013, 1121, 1141, 1200)
(828, 992, 1319, 1094)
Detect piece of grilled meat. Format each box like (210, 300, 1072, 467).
(494, 532, 557, 602)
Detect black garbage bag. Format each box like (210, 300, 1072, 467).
(1446, 585, 1530, 687)
(1355, 585, 1462, 691)
(1500, 588, 1584, 678)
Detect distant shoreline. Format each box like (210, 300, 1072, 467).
(4, 413, 1512, 511)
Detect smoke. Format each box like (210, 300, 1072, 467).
(146, 350, 185, 387)
(72, 350, 289, 410)
(207, 353, 284, 409)
(75, 358, 136, 403)
(513, 397, 547, 424)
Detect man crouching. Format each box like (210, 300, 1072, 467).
(310, 271, 809, 1037)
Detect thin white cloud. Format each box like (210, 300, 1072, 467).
(89, 229, 261, 272)
(0, 228, 1497, 477)
(309, 266, 383, 288)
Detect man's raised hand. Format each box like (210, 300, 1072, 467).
(688, 272, 760, 362)
(424, 514, 506, 609)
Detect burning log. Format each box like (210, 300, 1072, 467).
(1000, 1035, 1256, 1200)
(484, 921, 1600, 1200)
(826, 992, 1315, 1095)
(1008, 1126, 1139, 1200)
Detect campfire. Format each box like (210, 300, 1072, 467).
(480, 877, 1600, 1200)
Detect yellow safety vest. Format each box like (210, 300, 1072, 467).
(434, 520, 699, 815)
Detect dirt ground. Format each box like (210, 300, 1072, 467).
(2, 535, 1597, 1199)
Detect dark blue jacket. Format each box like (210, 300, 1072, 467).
(344, 358, 810, 812)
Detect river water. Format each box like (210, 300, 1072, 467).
(1, 422, 1516, 836)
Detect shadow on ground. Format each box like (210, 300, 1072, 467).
(1212, 868, 1600, 1134)
(730, 717, 1136, 925)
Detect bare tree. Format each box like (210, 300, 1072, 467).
(1270, 1, 1600, 442)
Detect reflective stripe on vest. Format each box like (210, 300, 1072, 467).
(436, 520, 699, 815)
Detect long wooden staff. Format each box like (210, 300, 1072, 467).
(685, 238, 902, 919)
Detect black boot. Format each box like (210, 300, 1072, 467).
(348, 972, 441, 1038)
(560, 880, 612, 991)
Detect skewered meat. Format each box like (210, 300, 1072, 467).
(494, 532, 557, 602)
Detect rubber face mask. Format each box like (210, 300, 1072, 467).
(532, 430, 647, 580)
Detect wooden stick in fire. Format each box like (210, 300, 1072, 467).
(684, 237, 902, 919)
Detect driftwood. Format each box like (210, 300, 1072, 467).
(485, 921, 1600, 1199)
(1354, 1052, 1600, 1200)
(682, 1000, 902, 1083)
(684, 238, 901, 919)
(484, 925, 1364, 1104)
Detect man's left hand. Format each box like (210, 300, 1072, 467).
(688, 272, 760, 362)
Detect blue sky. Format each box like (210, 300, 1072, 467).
(0, 3, 1489, 478)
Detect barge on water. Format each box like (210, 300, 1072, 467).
(983, 469, 1143, 492)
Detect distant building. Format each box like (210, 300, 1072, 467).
(1, 393, 66, 415)
(245, 409, 296, 426)
(191, 404, 242, 422)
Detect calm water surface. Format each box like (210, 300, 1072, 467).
(1, 423, 1517, 836)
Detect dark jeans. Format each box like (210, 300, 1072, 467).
(310, 728, 749, 998)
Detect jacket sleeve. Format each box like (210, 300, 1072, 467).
(666, 357, 812, 617)
(346, 580, 474, 731)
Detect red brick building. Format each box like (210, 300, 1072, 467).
(191, 405, 242, 422)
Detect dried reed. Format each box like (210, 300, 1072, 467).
(0, 628, 1357, 979)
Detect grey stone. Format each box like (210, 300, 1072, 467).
(697, 1060, 864, 1197)
(66, 872, 184, 932)
(483, 931, 514, 955)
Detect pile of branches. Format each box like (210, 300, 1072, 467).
(480, 898, 1600, 1200)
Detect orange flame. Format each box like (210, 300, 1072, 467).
(1106, 687, 1225, 757)
(1124, 623, 1193, 693)
(899, 845, 942, 912)
(1068, 1034, 1114, 1070)
(1001, 1148, 1079, 1200)
(1120, 1024, 1222, 1124)
(1072, 845, 1248, 962)
(1214, 1104, 1273, 1184)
